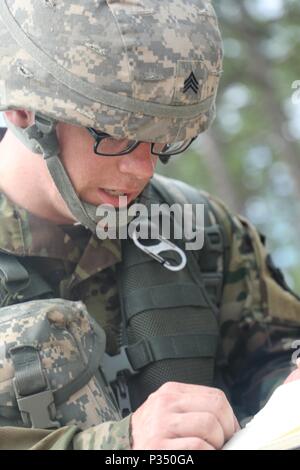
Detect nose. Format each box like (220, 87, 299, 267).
(118, 143, 157, 180)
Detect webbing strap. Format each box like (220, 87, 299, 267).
(123, 283, 209, 322)
(0, 252, 53, 307)
(0, 252, 30, 306)
(10, 345, 47, 397)
(9, 345, 60, 428)
(45, 155, 96, 231)
(150, 175, 225, 309)
(151, 174, 211, 227)
(53, 329, 104, 406)
(7, 326, 105, 427)
(127, 334, 219, 370)
(18, 270, 53, 302)
(0, 252, 29, 284)
(16, 115, 99, 232)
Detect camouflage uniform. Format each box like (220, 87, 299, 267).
(0, 0, 299, 451)
(0, 0, 223, 234)
(0, 183, 300, 449)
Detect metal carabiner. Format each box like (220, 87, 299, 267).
(131, 221, 187, 272)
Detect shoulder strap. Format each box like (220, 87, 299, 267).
(150, 174, 231, 305)
(103, 176, 226, 414)
(0, 251, 53, 307)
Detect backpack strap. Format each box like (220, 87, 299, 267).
(150, 174, 231, 306)
(103, 175, 229, 414)
(0, 251, 53, 307)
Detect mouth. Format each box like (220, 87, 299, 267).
(97, 187, 137, 207)
(102, 189, 128, 196)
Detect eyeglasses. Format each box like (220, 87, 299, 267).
(87, 128, 196, 158)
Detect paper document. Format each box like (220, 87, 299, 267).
(223, 380, 300, 450)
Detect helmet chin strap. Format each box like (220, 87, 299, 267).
(4, 114, 109, 232)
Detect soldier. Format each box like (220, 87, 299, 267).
(0, 0, 299, 451)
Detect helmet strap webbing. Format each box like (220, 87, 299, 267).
(5, 115, 98, 232)
(44, 154, 97, 232)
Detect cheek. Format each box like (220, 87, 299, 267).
(60, 150, 87, 184)
(56, 124, 97, 186)
(63, 152, 117, 197)
(59, 138, 102, 187)
(67, 155, 103, 188)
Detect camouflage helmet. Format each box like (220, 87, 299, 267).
(0, 0, 223, 143)
(0, 298, 121, 430)
(0, 0, 223, 232)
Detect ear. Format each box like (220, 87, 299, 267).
(4, 110, 35, 128)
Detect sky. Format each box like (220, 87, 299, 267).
(246, 0, 285, 20)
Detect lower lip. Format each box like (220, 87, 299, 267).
(97, 188, 134, 207)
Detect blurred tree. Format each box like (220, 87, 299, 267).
(158, 0, 300, 290)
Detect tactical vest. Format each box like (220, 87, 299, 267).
(0, 175, 230, 426)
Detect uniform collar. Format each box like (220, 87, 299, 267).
(0, 192, 121, 277)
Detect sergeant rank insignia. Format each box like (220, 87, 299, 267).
(183, 71, 199, 94)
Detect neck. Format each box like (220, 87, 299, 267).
(0, 130, 76, 224)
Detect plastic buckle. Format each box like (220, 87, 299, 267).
(13, 380, 60, 429)
(205, 225, 223, 252)
(131, 221, 187, 272)
(113, 373, 132, 418)
(203, 273, 223, 304)
(102, 347, 138, 384)
(102, 348, 137, 417)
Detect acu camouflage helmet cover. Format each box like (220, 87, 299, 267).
(0, 299, 121, 430)
(0, 0, 223, 143)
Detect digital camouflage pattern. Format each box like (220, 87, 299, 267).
(0, 192, 123, 355)
(0, 298, 121, 429)
(1, 0, 296, 452)
(0, 0, 224, 236)
(73, 416, 132, 450)
(0, 176, 300, 448)
(0, 419, 132, 450)
(0, 0, 223, 143)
